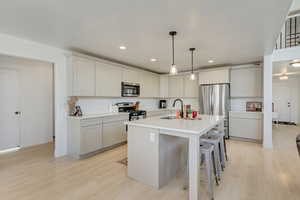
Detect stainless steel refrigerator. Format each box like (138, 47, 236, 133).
(199, 83, 230, 138)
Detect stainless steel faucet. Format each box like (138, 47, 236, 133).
(173, 98, 184, 118)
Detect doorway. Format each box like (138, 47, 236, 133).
(0, 69, 20, 150)
(272, 60, 300, 125)
(0, 55, 54, 153)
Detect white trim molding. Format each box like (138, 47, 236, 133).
(0, 33, 69, 157)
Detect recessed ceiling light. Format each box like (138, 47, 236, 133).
(150, 58, 157, 62)
(208, 59, 214, 63)
(119, 46, 126, 50)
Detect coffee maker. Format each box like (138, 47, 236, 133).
(159, 100, 167, 109)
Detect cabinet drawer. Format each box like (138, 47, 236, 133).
(102, 115, 129, 123)
(80, 118, 101, 127)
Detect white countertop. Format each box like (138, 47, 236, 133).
(229, 111, 263, 114)
(68, 112, 129, 120)
(125, 114, 224, 135)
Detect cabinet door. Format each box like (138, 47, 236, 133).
(140, 72, 160, 97)
(122, 69, 140, 83)
(230, 67, 262, 97)
(160, 76, 169, 98)
(80, 125, 102, 155)
(184, 75, 198, 98)
(96, 62, 122, 97)
(151, 74, 160, 97)
(102, 121, 126, 148)
(198, 69, 229, 85)
(140, 72, 151, 97)
(229, 118, 262, 140)
(168, 76, 184, 98)
(72, 57, 95, 96)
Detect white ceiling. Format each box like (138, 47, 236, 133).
(0, 0, 292, 73)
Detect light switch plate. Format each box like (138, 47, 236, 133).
(150, 133, 155, 142)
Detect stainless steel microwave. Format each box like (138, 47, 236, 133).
(121, 82, 140, 97)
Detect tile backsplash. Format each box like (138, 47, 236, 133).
(75, 97, 199, 115)
(230, 98, 263, 112)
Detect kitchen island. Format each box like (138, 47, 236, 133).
(125, 114, 224, 200)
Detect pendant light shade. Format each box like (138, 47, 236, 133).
(189, 48, 196, 80)
(169, 31, 178, 75)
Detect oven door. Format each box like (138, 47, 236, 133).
(122, 82, 140, 97)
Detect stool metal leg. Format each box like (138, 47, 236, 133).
(223, 136, 228, 161)
(213, 144, 222, 180)
(219, 138, 226, 168)
(211, 152, 219, 186)
(205, 152, 215, 200)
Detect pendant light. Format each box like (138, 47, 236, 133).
(189, 48, 196, 80)
(169, 31, 178, 75)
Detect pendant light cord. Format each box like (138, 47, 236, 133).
(172, 35, 175, 66)
(191, 50, 194, 73)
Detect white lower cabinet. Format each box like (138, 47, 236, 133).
(102, 120, 127, 148)
(68, 115, 128, 159)
(80, 125, 102, 155)
(229, 112, 262, 141)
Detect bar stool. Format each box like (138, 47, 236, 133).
(209, 129, 228, 166)
(200, 134, 223, 180)
(200, 142, 217, 200)
(183, 142, 218, 200)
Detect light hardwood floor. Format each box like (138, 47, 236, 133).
(1, 125, 300, 200)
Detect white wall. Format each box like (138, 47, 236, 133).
(77, 97, 199, 115)
(0, 33, 68, 157)
(0, 55, 54, 147)
(273, 76, 300, 124)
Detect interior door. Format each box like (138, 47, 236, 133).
(0, 69, 20, 150)
(273, 85, 291, 122)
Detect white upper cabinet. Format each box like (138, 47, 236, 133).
(159, 76, 169, 98)
(95, 62, 122, 97)
(150, 73, 160, 98)
(168, 75, 184, 98)
(72, 56, 95, 96)
(140, 72, 160, 98)
(67, 53, 161, 97)
(122, 68, 140, 83)
(198, 69, 229, 85)
(230, 66, 262, 97)
(184, 74, 198, 98)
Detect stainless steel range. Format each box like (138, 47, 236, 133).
(115, 102, 147, 121)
